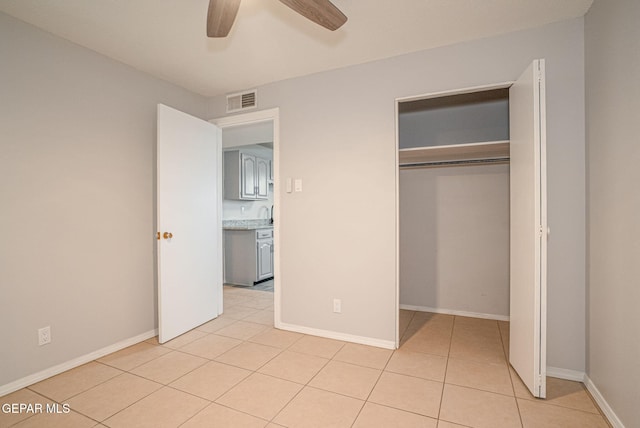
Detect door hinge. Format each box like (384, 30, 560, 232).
(538, 225, 544, 237)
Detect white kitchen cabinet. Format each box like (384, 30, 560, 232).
(256, 230, 274, 281)
(256, 157, 269, 198)
(224, 150, 269, 200)
(224, 228, 274, 286)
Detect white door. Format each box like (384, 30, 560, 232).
(509, 60, 547, 398)
(157, 104, 223, 343)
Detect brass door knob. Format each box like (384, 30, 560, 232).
(163, 232, 173, 239)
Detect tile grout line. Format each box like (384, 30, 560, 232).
(348, 344, 397, 427)
(435, 314, 456, 422)
(265, 336, 344, 425)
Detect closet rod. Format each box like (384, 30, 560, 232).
(399, 157, 510, 169)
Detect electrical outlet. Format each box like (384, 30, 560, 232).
(38, 326, 51, 346)
(333, 299, 341, 313)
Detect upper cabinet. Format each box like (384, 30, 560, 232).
(256, 157, 269, 199)
(224, 150, 270, 200)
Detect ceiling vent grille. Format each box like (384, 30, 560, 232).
(227, 89, 257, 113)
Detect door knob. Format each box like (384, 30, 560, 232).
(163, 232, 173, 239)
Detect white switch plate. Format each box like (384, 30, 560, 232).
(286, 178, 292, 193)
(333, 299, 341, 313)
(294, 179, 303, 192)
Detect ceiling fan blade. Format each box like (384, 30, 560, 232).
(278, 0, 347, 31)
(207, 0, 241, 37)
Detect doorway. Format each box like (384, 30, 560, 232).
(211, 108, 281, 327)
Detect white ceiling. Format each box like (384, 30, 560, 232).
(0, 0, 593, 97)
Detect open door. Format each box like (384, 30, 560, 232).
(157, 104, 223, 343)
(509, 60, 547, 398)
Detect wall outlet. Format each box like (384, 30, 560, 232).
(333, 299, 341, 313)
(38, 326, 51, 346)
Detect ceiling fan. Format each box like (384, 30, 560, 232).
(207, 0, 347, 37)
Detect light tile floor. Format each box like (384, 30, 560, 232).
(1, 286, 611, 428)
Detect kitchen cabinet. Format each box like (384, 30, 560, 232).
(224, 228, 274, 286)
(268, 159, 274, 183)
(224, 150, 269, 200)
(256, 229, 274, 281)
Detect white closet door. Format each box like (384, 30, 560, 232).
(509, 60, 547, 398)
(157, 104, 223, 343)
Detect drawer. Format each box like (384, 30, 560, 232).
(256, 229, 273, 239)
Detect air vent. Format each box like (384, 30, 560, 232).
(227, 89, 257, 113)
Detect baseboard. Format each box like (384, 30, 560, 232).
(546, 366, 585, 382)
(584, 375, 626, 428)
(276, 321, 396, 350)
(0, 329, 158, 397)
(399, 304, 510, 322)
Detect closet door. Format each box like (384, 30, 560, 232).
(509, 59, 547, 398)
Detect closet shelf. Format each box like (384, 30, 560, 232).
(399, 141, 510, 168)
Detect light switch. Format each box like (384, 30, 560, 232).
(294, 179, 303, 192)
(286, 178, 292, 193)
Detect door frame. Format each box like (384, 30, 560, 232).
(211, 108, 281, 326)
(394, 81, 514, 348)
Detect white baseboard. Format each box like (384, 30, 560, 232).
(584, 375, 625, 428)
(546, 366, 585, 382)
(399, 304, 510, 322)
(276, 321, 396, 350)
(0, 329, 158, 397)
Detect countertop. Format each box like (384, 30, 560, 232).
(223, 219, 274, 231)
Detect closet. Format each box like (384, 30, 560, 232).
(397, 59, 548, 399)
(399, 88, 511, 320)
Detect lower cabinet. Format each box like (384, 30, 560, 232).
(256, 230, 274, 281)
(224, 228, 274, 286)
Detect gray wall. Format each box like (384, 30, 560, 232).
(399, 165, 510, 318)
(585, 0, 640, 425)
(209, 18, 586, 371)
(0, 13, 207, 387)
